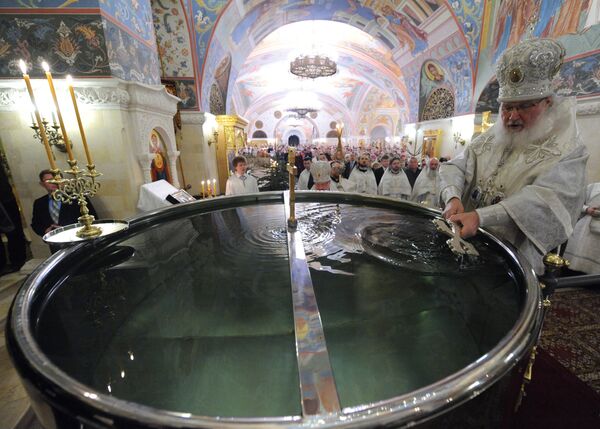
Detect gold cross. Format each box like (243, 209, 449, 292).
(287, 147, 298, 229)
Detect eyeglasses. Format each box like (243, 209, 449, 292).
(501, 99, 546, 113)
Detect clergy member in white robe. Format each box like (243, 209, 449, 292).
(297, 157, 312, 191)
(348, 153, 377, 195)
(564, 183, 600, 273)
(378, 157, 412, 200)
(330, 161, 357, 192)
(440, 38, 588, 274)
(309, 161, 334, 191)
(225, 155, 259, 195)
(412, 157, 441, 208)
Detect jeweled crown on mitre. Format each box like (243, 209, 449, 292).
(496, 38, 565, 102)
(310, 161, 331, 184)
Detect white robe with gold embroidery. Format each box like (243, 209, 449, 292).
(439, 97, 588, 274)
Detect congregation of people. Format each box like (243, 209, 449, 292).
(220, 38, 600, 277)
(2, 37, 599, 280)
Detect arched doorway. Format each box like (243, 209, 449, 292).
(288, 135, 299, 146)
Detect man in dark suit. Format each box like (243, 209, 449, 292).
(31, 170, 97, 238)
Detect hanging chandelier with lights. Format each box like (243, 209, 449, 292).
(286, 107, 318, 118)
(290, 54, 337, 79)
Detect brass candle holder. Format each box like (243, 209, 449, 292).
(48, 162, 103, 238)
(20, 60, 127, 243)
(30, 118, 72, 153)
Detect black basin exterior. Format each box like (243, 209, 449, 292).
(6, 192, 543, 428)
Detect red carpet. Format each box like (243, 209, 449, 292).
(512, 288, 600, 428)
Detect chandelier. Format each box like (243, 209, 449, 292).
(290, 54, 337, 79)
(286, 107, 318, 118)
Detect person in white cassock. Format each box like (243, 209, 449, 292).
(440, 38, 588, 274)
(348, 153, 377, 195)
(329, 161, 357, 192)
(378, 157, 412, 200)
(225, 155, 259, 196)
(564, 183, 600, 274)
(297, 157, 312, 191)
(309, 161, 334, 191)
(412, 157, 441, 208)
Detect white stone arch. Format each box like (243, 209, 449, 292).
(282, 128, 307, 147)
(128, 83, 181, 187)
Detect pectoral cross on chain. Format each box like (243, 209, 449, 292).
(287, 147, 298, 229)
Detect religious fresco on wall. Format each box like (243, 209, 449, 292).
(104, 19, 161, 85)
(173, 79, 198, 109)
(214, 53, 231, 104)
(418, 59, 449, 121)
(439, 47, 472, 114)
(149, 129, 172, 183)
(476, 78, 500, 113)
(449, 0, 485, 69)
(152, 0, 195, 77)
(492, 0, 597, 61)
(2, 0, 98, 7)
(554, 50, 600, 97)
(100, 0, 156, 44)
(0, 14, 110, 78)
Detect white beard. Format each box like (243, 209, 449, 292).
(493, 98, 561, 148)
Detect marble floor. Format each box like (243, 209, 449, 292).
(0, 259, 45, 429)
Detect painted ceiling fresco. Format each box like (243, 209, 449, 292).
(232, 20, 409, 124)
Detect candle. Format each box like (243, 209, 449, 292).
(66, 75, 93, 166)
(20, 60, 57, 170)
(51, 111, 57, 126)
(29, 112, 35, 125)
(206, 180, 211, 197)
(201, 180, 206, 198)
(42, 61, 74, 162)
(212, 179, 217, 197)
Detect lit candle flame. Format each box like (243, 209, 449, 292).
(41, 61, 49, 73)
(66, 74, 73, 86)
(19, 59, 27, 74)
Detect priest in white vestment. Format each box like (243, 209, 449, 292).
(297, 157, 312, 191)
(412, 157, 441, 208)
(439, 38, 588, 274)
(309, 161, 334, 191)
(564, 183, 600, 273)
(225, 156, 259, 195)
(330, 161, 357, 192)
(378, 157, 412, 200)
(348, 153, 377, 195)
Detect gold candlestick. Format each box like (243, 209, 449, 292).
(42, 61, 75, 163)
(66, 75, 94, 167)
(212, 179, 217, 197)
(20, 60, 58, 172)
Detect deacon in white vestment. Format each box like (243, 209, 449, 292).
(378, 157, 412, 200)
(225, 155, 259, 195)
(564, 183, 600, 273)
(297, 157, 312, 191)
(440, 38, 588, 274)
(412, 157, 441, 208)
(329, 161, 357, 192)
(348, 153, 378, 195)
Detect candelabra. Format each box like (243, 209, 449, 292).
(30, 118, 72, 153)
(20, 59, 127, 242)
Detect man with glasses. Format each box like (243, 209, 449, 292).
(439, 38, 588, 274)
